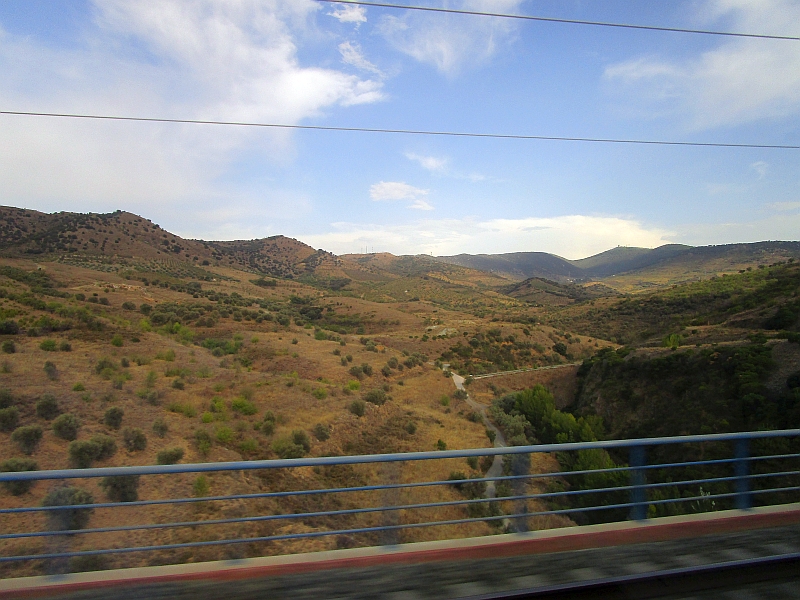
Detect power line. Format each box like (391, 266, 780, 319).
(316, 0, 800, 42)
(1, 110, 798, 149)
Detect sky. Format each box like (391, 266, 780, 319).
(1, 0, 799, 259)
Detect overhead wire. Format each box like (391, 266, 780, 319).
(0, 110, 797, 149)
(315, 0, 800, 42)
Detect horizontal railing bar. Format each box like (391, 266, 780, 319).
(4, 489, 800, 564)
(3, 458, 797, 515)
(2, 429, 798, 482)
(0, 500, 645, 563)
(6, 471, 798, 541)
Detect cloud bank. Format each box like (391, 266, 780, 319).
(604, 0, 800, 129)
(302, 214, 674, 258)
(0, 0, 383, 220)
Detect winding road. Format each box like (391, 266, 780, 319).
(450, 372, 506, 498)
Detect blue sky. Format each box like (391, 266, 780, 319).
(1, 0, 799, 258)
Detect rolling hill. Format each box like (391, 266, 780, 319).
(435, 242, 800, 290)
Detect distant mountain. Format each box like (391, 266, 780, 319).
(435, 242, 800, 285)
(433, 252, 583, 281)
(568, 244, 692, 277)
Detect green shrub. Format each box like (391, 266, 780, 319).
(312, 423, 330, 441)
(439, 395, 450, 407)
(137, 389, 160, 405)
(43, 361, 58, 380)
(11, 425, 43, 454)
(42, 487, 94, 531)
(363, 389, 388, 405)
(361, 363, 373, 376)
(52, 413, 80, 441)
(156, 349, 175, 362)
(99, 475, 140, 502)
(272, 436, 306, 459)
(347, 380, 361, 391)
(139, 303, 152, 315)
(0, 320, 19, 335)
(156, 447, 184, 465)
(68, 435, 117, 468)
(292, 429, 311, 452)
(239, 438, 258, 454)
(171, 379, 185, 390)
(259, 412, 276, 435)
(311, 387, 327, 400)
(201, 412, 214, 423)
(59, 341, 72, 352)
(1, 340, 15, 354)
(122, 302, 137, 310)
(111, 334, 124, 347)
(0, 389, 12, 409)
(193, 475, 210, 497)
(72, 382, 86, 392)
(404, 421, 416, 434)
(231, 397, 257, 415)
(436, 439, 447, 451)
(349, 399, 366, 417)
(39, 339, 57, 351)
(104, 407, 124, 429)
(0, 406, 19, 432)
(466, 456, 479, 470)
(152, 418, 168, 437)
(195, 429, 213, 455)
(349, 365, 363, 379)
(381, 365, 391, 377)
(1, 457, 38, 495)
(122, 428, 147, 452)
(215, 426, 234, 444)
(167, 402, 196, 418)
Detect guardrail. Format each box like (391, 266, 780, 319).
(1, 429, 798, 574)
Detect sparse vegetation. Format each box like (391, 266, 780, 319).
(42, 487, 94, 531)
(12, 425, 43, 454)
(1, 458, 38, 495)
(156, 447, 185, 465)
(52, 413, 80, 440)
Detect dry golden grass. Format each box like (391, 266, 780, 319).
(0, 256, 582, 576)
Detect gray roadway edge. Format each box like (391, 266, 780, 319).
(2, 503, 799, 594)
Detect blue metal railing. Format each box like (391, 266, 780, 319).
(1, 429, 798, 572)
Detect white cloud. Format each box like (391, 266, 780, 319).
(765, 201, 800, 212)
(604, 0, 800, 129)
(378, 0, 524, 75)
(369, 181, 429, 201)
(674, 211, 800, 245)
(750, 161, 769, 178)
(327, 3, 367, 26)
(0, 0, 383, 223)
(405, 152, 447, 172)
(339, 41, 383, 76)
(302, 214, 673, 258)
(409, 198, 435, 211)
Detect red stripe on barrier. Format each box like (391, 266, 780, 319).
(3, 507, 799, 598)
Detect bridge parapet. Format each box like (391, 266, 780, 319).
(1, 429, 798, 578)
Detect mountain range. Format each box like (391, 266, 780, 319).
(2, 205, 800, 295)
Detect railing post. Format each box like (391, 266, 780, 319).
(629, 444, 648, 521)
(511, 452, 530, 533)
(379, 462, 401, 546)
(734, 437, 752, 510)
